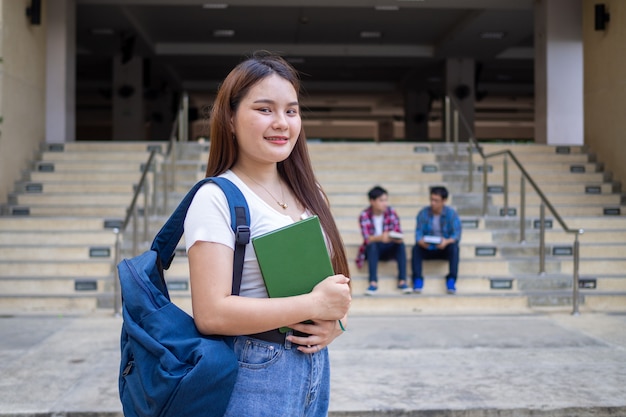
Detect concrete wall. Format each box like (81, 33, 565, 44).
(583, 0, 626, 187)
(0, 0, 47, 205)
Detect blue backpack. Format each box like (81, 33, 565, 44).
(117, 177, 250, 417)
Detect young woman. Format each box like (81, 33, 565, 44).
(184, 51, 351, 416)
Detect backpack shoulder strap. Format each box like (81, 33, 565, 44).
(150, 176, 250, 295)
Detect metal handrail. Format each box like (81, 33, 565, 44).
(112, 149, 158, 315)
(163, 92, 189, 213)
(444, 95, 585, 315)
(111, 93, 189, 315)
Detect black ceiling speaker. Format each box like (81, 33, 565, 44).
(26, 0, 41, 25)
(595, 4, 610, 31)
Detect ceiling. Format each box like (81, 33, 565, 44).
(75, 0, 536, 101)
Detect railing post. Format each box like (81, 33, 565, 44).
(482, 160, 488, 216)
(113, 228, 122, 316)
(453, 109, 459, 158)
(143, 180, 149, 242)
(178, 92, 189, 143)
(539, 201, 546, 275)
(152, 158, 158, 216)
(468, 146, 473, 192)
(132, 205, 139, 257)
(572, 233, 581, 316)
(503, 155, 509, 216)
(162, 157, 168, 214)
(520, 176, 526, 243)
(170, 140, 177, 198)
(445, 96, 451, 143)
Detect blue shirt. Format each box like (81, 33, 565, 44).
(415, 205, 462, 244)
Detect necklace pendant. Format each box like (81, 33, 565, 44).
(279, 202, 288, 209)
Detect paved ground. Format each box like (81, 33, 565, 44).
(0, 310, 625, 417)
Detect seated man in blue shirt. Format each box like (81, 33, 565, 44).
(412, 186, 462, 294)
(356, 186, 409, 295)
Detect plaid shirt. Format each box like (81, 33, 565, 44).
(355, 206, 402, 268)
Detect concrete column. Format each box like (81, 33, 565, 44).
(45, 0, 76, 143)
(445, 58, 475, 141)
(404, 90, 430, 141)
(112, 56, 144, 140)
(534, 0, 583, 145)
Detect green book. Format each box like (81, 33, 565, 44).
(252, 216, 334, 332)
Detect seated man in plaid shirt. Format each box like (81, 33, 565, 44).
(356, 186, 409, 295)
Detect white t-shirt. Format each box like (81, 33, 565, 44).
(184, 170, 311, 298)
(372, 214, 383, 236)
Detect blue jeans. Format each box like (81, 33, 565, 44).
(223, 335, 330, 417)
(411, 242, 459, 283)
(365, 241, 407, 283)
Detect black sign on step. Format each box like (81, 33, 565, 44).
(552, 246, 573, 256)
(579, 279, 597, 289)
(475, 247, 497, 257)
(604, 208, 621, 216)
(75, 280, 98, 291)
(555, 146, 571, 154)
(413, 146, 430, 153)
(89, 247, 111, 258)
(104, 219, 123, 229)
(499, 207, 517, 217)
(490, 279, 513, 290)
(533, 219, 553, 229)
(462, 219, 480, 229)
(25, 183, 43, 193)
(48, 143, 65, 152)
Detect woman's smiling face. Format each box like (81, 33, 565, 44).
(231, 73, 301, 166)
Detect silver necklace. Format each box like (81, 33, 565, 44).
(240, 171, 288, 210)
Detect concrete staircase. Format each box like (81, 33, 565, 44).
(311, 142, 626, 314)
(1, 140, 625, 315)
(0, 141, 166, 313)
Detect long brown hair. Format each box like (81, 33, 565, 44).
(205, 51, 349, 278)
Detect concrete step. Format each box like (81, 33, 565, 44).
(43, 141, 166, 153)
(5, 205, 127, 217)
(321, 181, 616, 195)
(0, 260, 113, 277)
(489, 193, 622, 206)
(317, 171, 437, 183)
(40, 151, 159, 163)
(464, 161, 601, 173)
(32, 160, 147, 172)
(0, 295, 99, 312)
(0, 230, 116, 245)
(0, 276, 112, 294)
(15, 181, 139, 194)
(0, 217, 113, 231)
(327, 192, 622, 207)
(494, 228, 626, 244)
(321, 228, 493, 245)
(28, 171, 155, 183)
(442, 171, 607, 183)
(329, 203, 624, 218)
(0, 245, 114, 261)
(12, 193, 140, 206)
(345, 254, 626, 278)
(311, 153, 436, 163)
